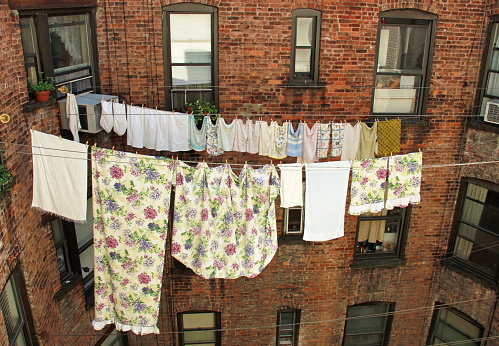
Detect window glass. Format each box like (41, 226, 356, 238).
(343, 303, 393, 346)
(183, 313, 216, 329)
(19, 17, 39, 84)
(296, 18, 313, 46)
(294, 49, 311, 73)
(170, 14, 211, 64)
(429, 307, 483, 345)
(277, 310, 300, 346)
(290, 9, 320, 84)
(180, 312, 219, 346)
(284, 208, 304, 235)
(172, 66, 212, 86)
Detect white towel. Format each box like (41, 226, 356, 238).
(303, 161, 351, 241)
(169, 113, 190, 151)
(100, 101, 114, 133)
(217, 117, 236, 151)
(31, 130, 88, 222)
(258, 121, 271, 156)
(341, 123, 361, 161)
(247, 120, 260, 154)
(113, 102, 127, 136)
(66, 93, 80, 142)
(144, 109, 158, 150)
(232, 119, 248, 152)
(127, 105, 145, 148)
(279, 163, 303, 208)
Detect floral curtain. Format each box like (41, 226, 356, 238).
(349, 157, 388, 215)
(386, 152, 422, 209)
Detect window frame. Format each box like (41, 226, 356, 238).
(371, 10, 437, 117)
(276, 309, 301, 346)
(163, 3, 219, 111)
(177, 311, 221, 346)
(289, 8, 321, 85)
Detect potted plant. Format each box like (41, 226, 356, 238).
(27, 71, 55, 102)
(0, 163, 12, 190)
(184, 100, 219, 127)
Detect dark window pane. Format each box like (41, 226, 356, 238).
(344, 333, 383, 346)
(286, 208, 303, 234)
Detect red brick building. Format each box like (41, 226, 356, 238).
(0, 0, 498, 345)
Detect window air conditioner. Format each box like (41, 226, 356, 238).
(484, 99, 499, 125)
(59, 93, 118, 134)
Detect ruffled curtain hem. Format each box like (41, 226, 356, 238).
(385, 195, 420, 209)
(348, 201, 385, 216)
(92, 319, 159, 335)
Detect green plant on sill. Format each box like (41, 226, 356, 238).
(184, 101, 219, 126)
(27, 71, 55, 93)
(0, 164, 12, 188)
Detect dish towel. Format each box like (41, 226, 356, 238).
(247, 120, 260, 154)
(377, 119, 401, 156)
(286, 122, 302, 157)
(269, 122, 288, 159)
(31, 130, 88, 222)
(358, 122, 378, 160)
(232, 119, 248, 152)
(188, 115, 207, 151)
(258, 121, 271, 156)
(91, 148, 174, 335)
(113, 102, 127, 136)
(100, 101, 114, 133)
(217, 117, 236, 152)
(279, 163, 303, 208)
(143, 109, 158, 150)
(298, 123, 318, 164)
(303, 161, 352, 241)
(66, 93, 81, 142)
(341, 123, 361, 161)
(349, 157, 388, 215)
(386, 152, 422, 209)
(168, 113, 190, 152)
(206, 118, 223, 156)
(330, 123, 345, 157)
(127, 105, 145, 148)
(316, 123, 331, 159)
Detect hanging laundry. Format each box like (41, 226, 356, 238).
(279, 163, 303, 208)
(386, 152, 422, 209)
(113, 102, 127, 136)
(316, 123, 331, 159)
(286, 122, 302, 157)
(66, 93, 81, 142)
(258, 121, 271, 156)
(303, 161, 352, 241)
(269, 121, 288, 159)
(330, 122, 345, 157)
(341, 122, 361, 161)
(91, 148, 174, 335)
(358, 122, 378, 160)
(188, 115, 207, 151)
(172, 163, 280, 279)
(377, 119, 401, 156)
(206, 117, 224, 156)
(232, 119, 248, 152)
(298, 123, 318, 164)
(143, 108, 159, 150)
(247, 120, 260, 154)
(100, 100, 114, 133)
(127, 105, 145, 148)
(348, 157, 388, 215)
(155, 111, 190, 152)
(217, 117, 236, 152)
(31, 130, 88, 222)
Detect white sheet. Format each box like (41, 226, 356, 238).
(100, 100, 114, 133)
(113, 102, 127, 136)
(126, 105, 145, 148)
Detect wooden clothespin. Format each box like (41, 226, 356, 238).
(85, 141, 88, 148)
(418, 148, 421, 153)
(93, 143, 97, 150)
(112, 146, 114, 154)
(59, 135, 62, 140)
(135, 151, 138, 157)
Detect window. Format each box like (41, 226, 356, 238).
(0, 267, 37, 345)
(282, 182, 305, 236)
(178, 311, 221, 346)
(276, 309, 300, 346)
(289, 9, 321, 85)
(163, 4, 218, 111)
(19, 10, 97, 98)
(448, 179, 499, 281)
(343, 302, 394, 346)
(427, 305, 483, 345)
(94, 325, 128, 346)
(354, 207, 410, 262)
(372, 10, 436, 115)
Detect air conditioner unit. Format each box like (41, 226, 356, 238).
(484, 100, 499, 125)
(59, 93, 118, 134)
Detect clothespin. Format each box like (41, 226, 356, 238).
(85, 141, 88, 148)
(142, 104, 144, 108)
(418, 148, 421, 153)
(112, 146, 114, 154)
(93, 143, 97, 150)
(135, 151, 138, 157)
(156, 107, 158, 110)
(59, 135, 62, 140)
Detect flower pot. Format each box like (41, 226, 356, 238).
(35, 90, 50, 102)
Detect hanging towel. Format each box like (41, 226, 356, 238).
(169, 113, 190, 152)
(232, 119, 248, 152)
(100, 101, 114, 133)
(258, 121, 271, 156)
(127, 105, 145, 148)
(91, 148, 174, 335)
(143, 108, 158, 150)
(206, 117, 224, 156)
(286, 122, 302, 157)
(298, 123, 318, 164)
(66, 93, 81, 142)
(217, 117, 236, 152)
(279, 163, 303, 208)
(358, 122, 378, 160)
(330, 123, 345, 157)
(316, 123, 331, 159)
(377, 119, 401, 156)
(349, 157, 388, 215)
(303, 161, 352, 241)
(386, 152, 422, 209)
(172, 162, 280, 279)
(188, 115, 207, 151)
(269, 122, 288, 159)
(31, 130, 88, 222)
(113, 102, 127, 136)
(247, 120, 260, 154)
(341, 123, 361, 161)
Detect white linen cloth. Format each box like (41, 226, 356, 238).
(303, 161, 352, 241)
(100, 100, 114, 133)
(341, 123, 361, 161)
(188, 115, 207, 151)
(66, 93, 81, 142)
(154, 111, 190, 152)
(112, 102, 127, 136)
(247, 120, 260, 154)
(143, 109, 159, 150)
(126, 105, 145, 148)
(279, 163, 303, 208)
(232, 119, 248, 152)
(258, 121, 271, 156)
(298, 123, 318, 164)
(217, 117, 236, 151)
(31, 129, 88, 222)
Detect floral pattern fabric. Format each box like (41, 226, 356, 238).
(386, 152, 422, 209)
(330, 123, 345, 157)
(91, 148, 174, 335)
(316, 123, 331, 159)
(206, 117, 223, 156)
(348, 157, 388, 215)
(269, 122, 288, 159)
(172, 163, 280, 279)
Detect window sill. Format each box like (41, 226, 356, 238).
(287, 83, 325, 88)
(350, 257, 405, 269)
(278, 235, 308, 245)
(54, 274, 82, 301)
(440, 258, 497, 289)
(22, 97, 57, 113)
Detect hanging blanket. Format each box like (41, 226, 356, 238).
(172, 163, 280, 279)
(91, 148, 174, 335)
(386, 152, 422, 209)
